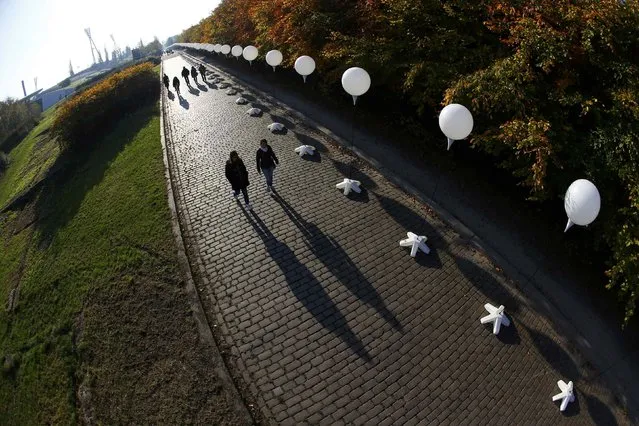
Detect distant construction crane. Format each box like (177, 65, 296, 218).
(84, 28, 103, 64)
(34, 77, 38, 91)
(110, 34, 122, 60)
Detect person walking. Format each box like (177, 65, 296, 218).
(198, 64, 206, 81)
(163, 73, 170, 91)
(226, 151, 251, 209)
(181, 66, 190, 86)
(191, 66, 198, 84)
(256, 139, 279, 194)
(172, 76, 181, 96)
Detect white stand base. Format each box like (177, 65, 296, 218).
(295, 145, 316, 157)
(480, 303, 510, 335)
(335, 178, 361, 196)
(552, 380, 575, 412)
(268, 123, 286, 132)
(399, 232, 430, 257)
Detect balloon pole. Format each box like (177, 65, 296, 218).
(447, 138, 455, 151)
(352, 95, 358, 106)
(272, 66, 276, 72)
(564, 219, 574, 233)
(303, 75, 307, 83)
(349, 105, 357, 179)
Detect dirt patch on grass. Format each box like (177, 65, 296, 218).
(77, 274, 247, 424)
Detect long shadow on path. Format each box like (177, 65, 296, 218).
(272, 191, 403, 333)
(239, 205, 373, 363)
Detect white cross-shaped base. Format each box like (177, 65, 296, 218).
(335, 178, 361, 196)
(480, 303, 511, 335)
(552, 380, 575, 412)
(295, 145, 316, 157)
(399, 232, 430, 257)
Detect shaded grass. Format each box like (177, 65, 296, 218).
(0, 109, 60, 210)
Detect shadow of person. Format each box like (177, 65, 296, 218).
(272, 191, 403, 333)
(196, 82, 208, 92)
(239, 206, 372, 363)
(178, 96, 190, 110)
(240, 93, 256, 101)
(188, 86, 200, 96)
(167, 91, 175, 101)
(206, 81, 216, 89)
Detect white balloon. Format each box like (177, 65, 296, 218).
(214, 44, 221, 53)
(231, 45, 243, 57)
(243, 45, 259, 62)
(294, 56, 316, 82)
(439, 104, 474, 141)
(221, 44, 231, 55)
(564, 179, 601, 232)
(342, 67, 371, 105)
(266, 50, 283, 70)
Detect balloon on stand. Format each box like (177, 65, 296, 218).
(294, 56, 316, 82)
(231, 45, 243, 59)
(243, 45, 259, 65)
(341, 67, 371, 105)
(439, 104, 474, 150)
(221, 44, 231, 56)
(564, 179, 601, 232)
(266, 50, 283, 71)
(214, 44, 221, 54)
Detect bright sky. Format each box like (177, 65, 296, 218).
(0, 0, 219, 100)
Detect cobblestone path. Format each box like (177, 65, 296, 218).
(162, 55, 628, 425)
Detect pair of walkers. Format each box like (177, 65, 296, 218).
(225, 139, 279, 210)
(163, 73, 181, 96)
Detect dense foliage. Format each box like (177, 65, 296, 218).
(0, 98, 40, 149)
(180, 0, 639, 323)
(52, 63, 159, 152)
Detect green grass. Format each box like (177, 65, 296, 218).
(0, 103, 179, 423)
(0, 108, 60, 210)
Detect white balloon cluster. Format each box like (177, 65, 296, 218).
(166, 42, 602, 233)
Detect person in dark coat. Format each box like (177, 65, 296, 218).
(198, 64, 206, 81)
(181, 66, 190, 85)
(226, 151, 251, 209)
(163, 73, 170, 91)
(191, 66, 198, 83)
(172, 76, 180, 95)
(256, 139, 279, 193)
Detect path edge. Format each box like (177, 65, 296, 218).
(159, 61, 255, 424)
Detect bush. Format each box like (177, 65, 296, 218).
(52, 63, 159, 152)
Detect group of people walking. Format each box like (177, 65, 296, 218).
(163, 59, 280, 210)
(162, 64, 207, 96)
(226, 139, 279, 210)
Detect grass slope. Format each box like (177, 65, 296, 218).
(0, 103, 238, 423)
(0, 109, 60, 210)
